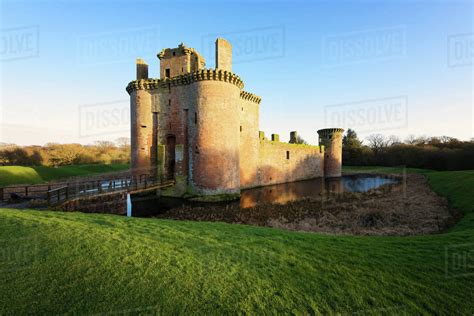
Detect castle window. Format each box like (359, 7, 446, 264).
(195, 112, 197, 124)
(173, 52, 176, 56)
(240, 126, 242, 132)
(165, 68, 170, 78)
(286, 151, 290, 160)
(168, 99, 171, 106)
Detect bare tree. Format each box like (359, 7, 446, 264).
(116, 137, 131, 149)
(387, 135, 401, 146)
(366, 134, 387, 153)
(404, 134, 417, 145)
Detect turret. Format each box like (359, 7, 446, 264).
(130, 58, 154, 178)
(317, 128, 344, 177)
(157, 43, 205, 78)
(187, 39, 241, 196)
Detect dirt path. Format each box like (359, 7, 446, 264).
(155, 174, 460, 236)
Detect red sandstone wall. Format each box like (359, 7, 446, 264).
(256, 140, 324, 187)
(318, 129, 344, 177)
(130, 89, 154, 177)
(239, 98, 260, 189)
(325, 133, 343, 177)
(187, 80, 241, 195)
(155, 85, 189, 180)
(160, 54, 189, 78)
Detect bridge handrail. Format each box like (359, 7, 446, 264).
(0, 173, 162, 204)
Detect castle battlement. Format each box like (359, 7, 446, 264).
(126, 68, 244, 94)
(240, 91, 261, 104)
(127, 38, 343, 198)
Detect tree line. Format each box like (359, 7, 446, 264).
(0, 138, 131, 167)
(343, 129, 474, 170)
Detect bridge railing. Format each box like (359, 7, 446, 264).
(0, 173, 163, 205)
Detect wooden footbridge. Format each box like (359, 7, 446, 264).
(0, 173, 174, 206)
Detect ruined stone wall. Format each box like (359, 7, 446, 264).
(158, 45, 205, 78)
(239, 92, 261, 189)
(187, 79, 241, 195)
(256, 137, 324, 186)
(159, 54, 190, 78)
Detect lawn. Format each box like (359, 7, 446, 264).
(0, 167, 473, 314)
(0, 164, 130, 186)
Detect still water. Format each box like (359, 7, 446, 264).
(131, 175, 398, 216)
(240, 175, 398, 208)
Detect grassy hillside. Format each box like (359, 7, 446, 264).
(0, 164, 129, 186)
(0, 168, 473, 314)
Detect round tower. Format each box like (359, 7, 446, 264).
(130, 59, 154, 178)
(317, 128, 344, 178)
(188, 71, 242, 196)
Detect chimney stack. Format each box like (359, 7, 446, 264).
(136, 58, 149, 80)
(290, 131, 298, 143)
(215, 38, 232, 72)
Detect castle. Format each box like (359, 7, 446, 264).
(126, 38, 343, 198)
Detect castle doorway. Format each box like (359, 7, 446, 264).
(166, 135, 176, 180)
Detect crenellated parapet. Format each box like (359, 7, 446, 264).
(317, 128, 345, 137)
(240, 91, 262, 104)
(126, 68, 244, 94)
(157, 43, 199, 59)
(126, 78, 160, 94)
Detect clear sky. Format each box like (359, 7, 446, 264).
(0, 0, 473, 146)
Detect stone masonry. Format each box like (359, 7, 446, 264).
(126, 38, 343, 198)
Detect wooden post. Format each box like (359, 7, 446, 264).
(25, 186, 28, 197)
(0, 187, 4, 201)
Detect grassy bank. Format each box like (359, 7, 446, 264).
(0, 164, 129, 186)
(0, 167, 473, 314)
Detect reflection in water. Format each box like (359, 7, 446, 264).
(240, 175, 397, 208)
(132, 175, 398, 216)
(342, 176, 397, 193)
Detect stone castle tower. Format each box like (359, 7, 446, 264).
(126, 38, 343, 198)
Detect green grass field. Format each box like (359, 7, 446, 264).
(0, 164, 130, 186)
(0, 167, 473, 314)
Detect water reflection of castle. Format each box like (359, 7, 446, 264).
(239, 176, 397, 208)
(240, 177, 343, 208)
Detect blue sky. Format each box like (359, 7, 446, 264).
(0, 0, 473, 145)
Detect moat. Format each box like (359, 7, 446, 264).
(127, 172, 457, 236)
(131, 174, 398, 216)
